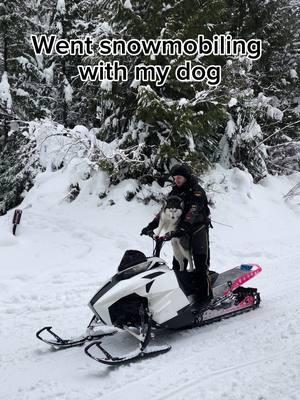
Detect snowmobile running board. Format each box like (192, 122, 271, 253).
(36, 326, 117, 349)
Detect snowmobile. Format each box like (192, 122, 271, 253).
(36, 235, 262, 366)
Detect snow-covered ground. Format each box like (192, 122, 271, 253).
(1, 165, 300, 400)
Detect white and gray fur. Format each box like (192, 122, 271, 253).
(155, 196, 194, 272)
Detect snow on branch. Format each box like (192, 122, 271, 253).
(284, 182, 300, 200)
(28, 120, 145, 179)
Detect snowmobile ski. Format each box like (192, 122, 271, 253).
(84, 341, 171, 365)
(36, 326, 117, 349)
(85, 312, 171, 365)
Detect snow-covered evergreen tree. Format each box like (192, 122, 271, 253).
(77, 0, 230, 181)
(0, 0, 51, 122)
(217, 0, 300, 180)
(0, 131, 39, 214)
(0, 0, 42, 211)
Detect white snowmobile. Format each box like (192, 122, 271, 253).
(36, 236, 262, 365)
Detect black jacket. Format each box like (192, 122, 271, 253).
(146, 176, 210, 234)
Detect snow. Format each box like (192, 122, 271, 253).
(228, 97, 237, 108)
(44, 63, 55, 85)
(100, 79, 113, 92)
(94, 22, 114, 36)
(290, 69, 298, 80)
(267, 104, 283, 121)
(0, 71, 12, 112)
(64, 77, 73, 103)
(124, 0, 133, 10)
(130, 78, 141, 89)
(225, 117, 236, 139)
(293, 105, 300, 116)
(179, 98, 188, 106)
(188, 134, 195, 152)
(35, 53, 44, 70)
(0, 162, 300, 400)
(16, 88, 30, 97)
(56, 0, 66, 14)
(16, 56, 29, 67)
(240, 119, 262, 142)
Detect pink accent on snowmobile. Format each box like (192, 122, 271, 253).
(224, 264, 262, 296)
(229, 295, 255, 312)
(239, 295, 255, 307)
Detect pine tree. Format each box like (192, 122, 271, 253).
(0, 0, 43, 211)
(216, 0, 300, 180)
(36, 0, 98, 126)
(0, 0, 57, 124)
(0, 132, 39, 214)
(76, 0, 231, 181)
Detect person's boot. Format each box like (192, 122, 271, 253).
(188, 293, 213, 313)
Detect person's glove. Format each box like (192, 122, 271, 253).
(140, 227, 154, 237)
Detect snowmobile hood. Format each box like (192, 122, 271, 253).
(88, 257, 168, 324)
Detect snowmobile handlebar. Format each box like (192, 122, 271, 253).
(151, 233, 173, 257)
(141, 231, 173, 257)
(153, 234, 173, 241)
(141, 231, 174, 241)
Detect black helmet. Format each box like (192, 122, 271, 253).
(170, 164, 192, 180)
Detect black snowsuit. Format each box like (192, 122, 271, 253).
(146, 176, 212, 302)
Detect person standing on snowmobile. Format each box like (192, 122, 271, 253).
(141, 164, 212, 308)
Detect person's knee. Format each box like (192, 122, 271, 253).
(191, 230, 209, 258)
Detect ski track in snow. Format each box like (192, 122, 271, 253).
(0, 168, 300, 400)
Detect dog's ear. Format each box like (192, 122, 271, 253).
(180, 201, 184, 209)
(161, 198, 167, 208)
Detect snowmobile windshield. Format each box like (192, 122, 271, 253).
(117, 261, 152, 280)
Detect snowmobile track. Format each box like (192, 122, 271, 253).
(155, 347, 298, 400)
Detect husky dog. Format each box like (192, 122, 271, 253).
(155, 196, 194, 272)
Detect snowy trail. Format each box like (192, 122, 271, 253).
(1, 167, 300, 400)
